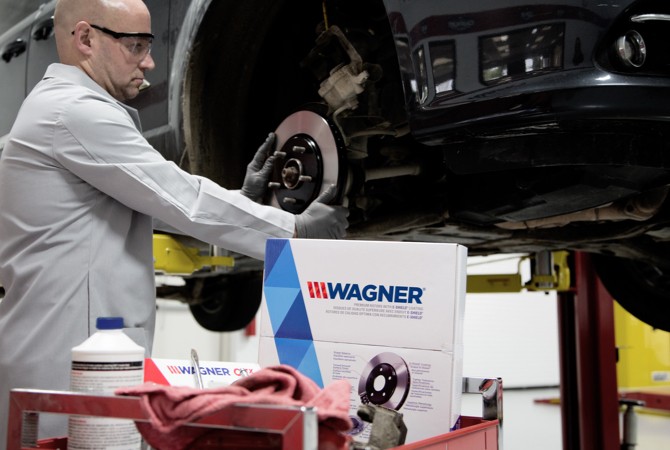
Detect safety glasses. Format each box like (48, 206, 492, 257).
(73, 24, 154, 60)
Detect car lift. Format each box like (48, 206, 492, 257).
(468, 250, 670, 450)
(152, 233, 235, 275)
(555, 252, 621, 450)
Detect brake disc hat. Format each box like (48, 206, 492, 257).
(269, 108, 347, 214)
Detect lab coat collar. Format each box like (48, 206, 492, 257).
(43, 63, 142, 130)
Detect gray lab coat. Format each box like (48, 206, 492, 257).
(0, 63, 294, 443)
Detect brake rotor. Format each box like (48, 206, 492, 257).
(269, 109, 347, 214)
(358, 352, 410, 410)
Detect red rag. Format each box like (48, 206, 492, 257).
(115, 364, 353, 450)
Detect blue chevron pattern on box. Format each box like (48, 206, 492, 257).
(264, 239, 323, 386)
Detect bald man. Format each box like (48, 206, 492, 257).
(0, 0, 347, 443)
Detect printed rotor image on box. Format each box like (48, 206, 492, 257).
(359, 352, 410, 410)
(258, 238, 467, 444)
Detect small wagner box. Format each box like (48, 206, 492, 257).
(258, 238, 467, 443)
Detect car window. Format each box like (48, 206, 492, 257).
(0, 1, 46, 35)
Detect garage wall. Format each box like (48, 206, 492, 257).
(152, 254, 561, 388)
(463, 255, 560, 388)
(152, 299, 258, 364)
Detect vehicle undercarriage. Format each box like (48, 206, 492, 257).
(174, 0, 670, 332)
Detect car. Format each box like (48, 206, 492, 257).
(2, 0, 670, 332)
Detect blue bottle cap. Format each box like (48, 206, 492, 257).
(96, 317, 124, 330)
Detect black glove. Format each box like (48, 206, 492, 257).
(295, 185, 349, 239)
(240, 133, 277, 202)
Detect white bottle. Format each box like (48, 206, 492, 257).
(68, 317, 145, 450)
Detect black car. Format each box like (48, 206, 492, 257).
(2, 0, 670, 331)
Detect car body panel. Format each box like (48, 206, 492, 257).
(382, 1, 670, 143)
(0, 15, 33, 140)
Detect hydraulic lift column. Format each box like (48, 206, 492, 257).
(557, 252, 620, 450)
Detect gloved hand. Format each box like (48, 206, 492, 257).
(240, 133, 277, 202)
(295, 185, 349, 239)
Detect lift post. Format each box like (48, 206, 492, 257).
(466, 251, 623, 450)
(557, 252, 620, 450)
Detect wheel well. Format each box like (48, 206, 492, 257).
(182, 0, 324, 187)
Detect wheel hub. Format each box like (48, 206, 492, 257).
(269, 109, 346, 214)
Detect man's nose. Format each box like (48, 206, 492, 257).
(140, 53, 156, 71)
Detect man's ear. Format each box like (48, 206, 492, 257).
(73, 21, 93, 56)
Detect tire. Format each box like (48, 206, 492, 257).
(593, 254, 670, 332)
(187, 271, 263, 332)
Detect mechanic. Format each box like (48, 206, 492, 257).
(0, 0, 349, 443)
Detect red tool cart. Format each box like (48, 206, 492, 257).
(7, 377, 502, 450)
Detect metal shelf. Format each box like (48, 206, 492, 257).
(7, 389, 318, 450)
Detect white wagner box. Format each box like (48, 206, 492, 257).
(144, 358, 260, 388)
(258, 238, 467, 443)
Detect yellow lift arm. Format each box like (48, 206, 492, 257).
(466, 251, 571, 293)
(153, 234, 235, 275)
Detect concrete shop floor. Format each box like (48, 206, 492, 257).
(460, 387, 670, 449)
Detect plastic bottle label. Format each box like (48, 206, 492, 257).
(68, 360, 144, 449)
(68, 416, 141, 450)
(70, 361, 143, 392)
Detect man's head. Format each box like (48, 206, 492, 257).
(54, 0, 156, 101)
